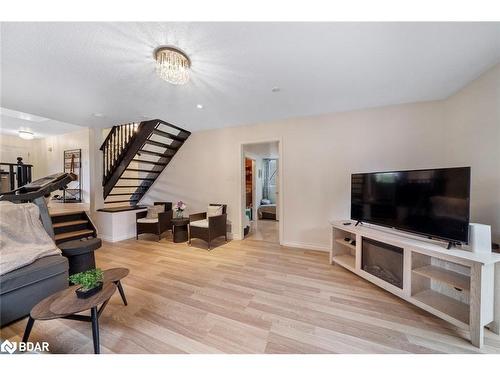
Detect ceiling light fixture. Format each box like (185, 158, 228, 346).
(196, 104, 204, 109)
(271, 87, 281, 93)
(93, 113, 104, 118)
(154, 46, 191, 85)
(18, 130, 34, 140)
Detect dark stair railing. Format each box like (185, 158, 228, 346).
(99, 119, 191, 208)
(0, 157, 33, 192)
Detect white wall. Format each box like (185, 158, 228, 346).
(443, 64, 500, 243)
(140, 64, 500, 247)
(38, 127, 91, 203)
(0, 128, 91, 202)
(0, 134, 46, 179)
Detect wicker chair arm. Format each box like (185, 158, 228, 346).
(158, 210, 173, 231)
(189, 212, 207, 222)
(208, 213, 227, 238)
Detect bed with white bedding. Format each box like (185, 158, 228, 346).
(257, 204, 277, 220)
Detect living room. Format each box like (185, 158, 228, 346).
(1, 1, 500, 373)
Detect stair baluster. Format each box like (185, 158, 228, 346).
(99, 120, 191, 210)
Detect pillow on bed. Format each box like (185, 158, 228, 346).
(207, 205, 223, 217)
(261, 199, 271, 205)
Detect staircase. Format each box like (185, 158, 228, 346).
(50, 210, 97, 245)
(99, 119, 191, 212)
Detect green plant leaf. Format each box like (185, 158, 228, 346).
(68, 268, 104, 291)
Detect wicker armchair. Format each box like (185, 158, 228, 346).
(136, 202, 173, 241)
(189, 204, 227, 250)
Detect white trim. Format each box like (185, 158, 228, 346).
(100, 232, 136, 243)
(238, 138, 284, 245)
(227, 232, 239, 240)
(281, 241, 330, 252)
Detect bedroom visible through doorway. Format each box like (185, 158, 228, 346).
(241, 141, 280, 243)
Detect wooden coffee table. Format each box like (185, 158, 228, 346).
(104, 267, 129, 306)
(22, 267, 129, 354)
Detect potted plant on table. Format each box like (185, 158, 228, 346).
(69, 268, 104, 299)
(174, 200, 187, 219)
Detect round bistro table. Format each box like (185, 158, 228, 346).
(171, 217, 190, 243)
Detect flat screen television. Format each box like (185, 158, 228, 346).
(351, 167, 471, 243)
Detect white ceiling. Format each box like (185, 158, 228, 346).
(1, 22, 499, 132)
(0, 107, 84, 138)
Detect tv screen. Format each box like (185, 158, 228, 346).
(351, 167, 471, 243)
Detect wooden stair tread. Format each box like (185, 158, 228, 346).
(131, 159, 168, 166)
(152, 128, 185, 142)
(118, 177, 156, 181)
(105, 199, 139, 204)
(54, 229, 94, 241)
(107, 193, 141, 196)
(97, 205, 147, 213)
(49, 210, 85, 217)
(52, 219, 88, 228)
(125, 168, 161, 173)
(114, 185, 149, 188)
(137, 149, 173, 158)
(144, 139, 177, 149)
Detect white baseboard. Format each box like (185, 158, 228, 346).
(229, 232, 242, 240)
(280, 241, 330, 252)
(100, 232, 135, 243)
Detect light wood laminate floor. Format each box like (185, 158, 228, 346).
(246, 219, 279, 243)
(2, 235, 500, 354)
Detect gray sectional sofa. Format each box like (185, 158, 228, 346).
(0, 255, 68, 327)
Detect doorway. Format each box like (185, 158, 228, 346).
(240, 141, 281, 244)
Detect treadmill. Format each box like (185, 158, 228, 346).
(0, 172, 77, 237)
(1, 172, 102, 276)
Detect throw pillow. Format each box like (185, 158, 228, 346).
(146, 205, 165, 219)
(207, 205, 223, 217)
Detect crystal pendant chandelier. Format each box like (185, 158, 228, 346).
(154, 46, 191, 85)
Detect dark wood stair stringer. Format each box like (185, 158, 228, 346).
(101, 120, 158, 198)
(100, 119, 191, 208)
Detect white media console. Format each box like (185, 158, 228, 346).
(330, 220, 500, 348)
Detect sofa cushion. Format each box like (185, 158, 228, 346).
(146, 205, 165, 219)
(0, 255, 68, 295)
(137, 217, 159, 224)
(190, 219, 209, 228)
(207, 205, 223, 217)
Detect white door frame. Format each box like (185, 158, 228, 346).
(238, 138, 283, 244)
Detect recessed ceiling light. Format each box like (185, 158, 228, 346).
(93, 113, 104, 118)
(271, 87, 281, 93)
(18, 130, 34, 140)
(196, 104, 204, 109)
